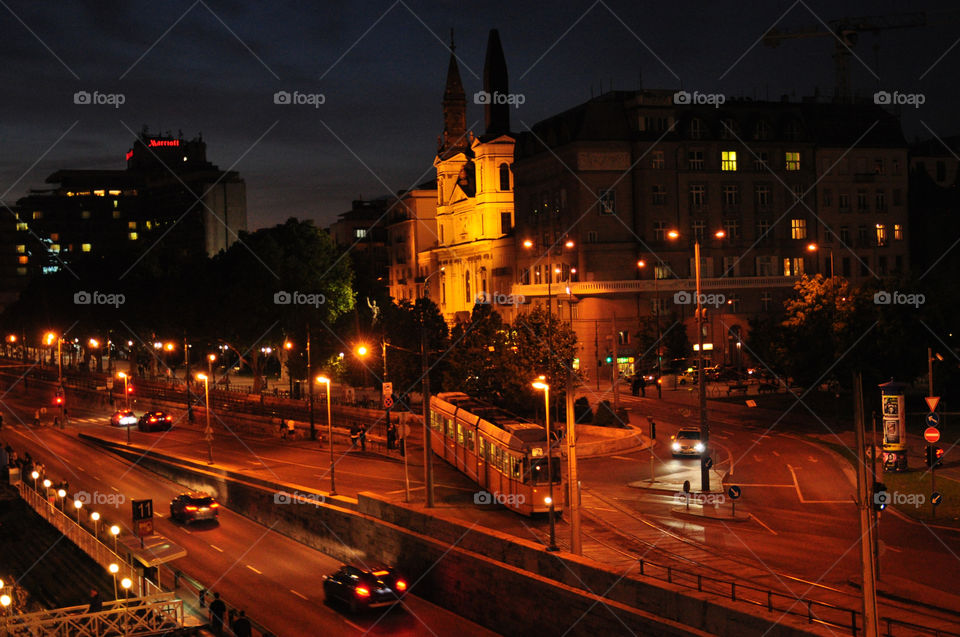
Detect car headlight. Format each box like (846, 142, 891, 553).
(672, 442, 681, 451)
(694, 442, 705, 452)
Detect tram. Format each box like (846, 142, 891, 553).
(429, 392, 564, 516)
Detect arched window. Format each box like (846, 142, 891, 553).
(499, 163, 510, 191)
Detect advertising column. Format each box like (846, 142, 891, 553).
(878, 380, 907, 472)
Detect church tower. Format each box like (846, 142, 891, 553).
(441, 32, 467, 152)
(483, 29, 510, 136)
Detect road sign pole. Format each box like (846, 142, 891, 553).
(932, 449, 937, 519)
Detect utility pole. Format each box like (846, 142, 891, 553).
(611, 314, 619, 411)
(421, 319, 434, 507)
(566, 298, 581, 554)
(696, 241, 710, 493)
(928, 347, 934, 398)
(307, 323, 315, 440)
(854, 372, 880, 637)
(594, 320, 600, 391)
(184, 334, 192, 423)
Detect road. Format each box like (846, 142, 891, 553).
(1, 394, 496, 636)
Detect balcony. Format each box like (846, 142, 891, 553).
(511, 275, 799, 298)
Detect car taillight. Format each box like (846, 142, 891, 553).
(184, 505, 198, 511)
(209, 503, 219, 508)
(395, 579, 407, 591)
(149, 417, 157, 422)
(355, 587, 370, 597)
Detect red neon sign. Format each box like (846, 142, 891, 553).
(148, 139, 180, 148)
(125, 150, 134, 161)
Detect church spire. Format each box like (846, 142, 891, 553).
(441, 29, 466, 153)
(483, 28, 510, 135)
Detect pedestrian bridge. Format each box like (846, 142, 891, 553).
(2, 592, 185, 636)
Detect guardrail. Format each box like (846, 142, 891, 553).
(631, 556, 959, 636)
(3, 593, 183, 636)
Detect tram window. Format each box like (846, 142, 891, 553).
(511, 455, 521, 479)
(457, 423, 465, 446)
(528, 458, 560, 485)
(431, 412, 443, 432)
(479, 438, 486, 460)
(445, 418, 455, 439)
(466, 429, 475, 451)
(495, 447, 504, 472)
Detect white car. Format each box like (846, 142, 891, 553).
(671, 428, 705, 457)
(110, 409, 137, 427)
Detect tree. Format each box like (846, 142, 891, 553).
(380, 298, 449, 403)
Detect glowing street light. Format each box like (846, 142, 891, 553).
(30, 470, 39, 491)
(110, 525, 120, 553)
(196, 373, 213, 464)
(121, 577, 132, 602)
(109, 563, 119, 600)
(531, 378, 558, 551)
(316, 376, 336, 496)
(90, 511, 101, 537)
(73, 499, 83, 523)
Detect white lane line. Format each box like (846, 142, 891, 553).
(344, 620, 365, 632)
(787, 464, 849, 504)
(110, 486, 120, 492)
(749, 513, 778, 536)
(92, 475, 101, 480)
(772, 450, 780, 457)
(246, 565, 262, 575)
(209, 544, 223, 552)
(290, 589, 308, 600)
(610, 455, 635, 461)
(77, 466, 84, 472)
(181, 527, 192, 535)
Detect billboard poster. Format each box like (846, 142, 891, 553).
(881, 393, 905, 450)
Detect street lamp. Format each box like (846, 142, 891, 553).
(30, 470, 38, 491)
(117, 372, 130, 410)
(316, 376, 336, 496)
(45, 331, 65, 421)
(806, 242, 834, 278)
(196, 373, 213, 464)
(532, 378, 558, 551)
(90, 510, 100, 537)
(56, 488, 66, 511)
(73, 499, 82, 523)
(108, 563, 119, 600)
(669, 229, 723, 492)
(121, 577, 132, 602)
(109, 525, 120, 553)
(637, 258, 663, 399)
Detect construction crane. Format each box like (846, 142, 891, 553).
(763, 12, 926, 102)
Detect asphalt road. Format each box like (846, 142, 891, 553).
(1, 395, 496, 636)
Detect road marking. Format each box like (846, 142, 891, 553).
(610, 455, 635, 461)
(885, 545, 902, 553)
(209, 544, 223, 552)
(110, 486, 120, 492)
(772, 450, 780, 457)
(712, 433, 728, 440)
(344, 620, 365, 632)
(752, 454, 763, 463)
(786, 464, 850, 504)
(246, 565, 262, 575)
(749, 513, 778, 536)
(726, 483, 794, 487)
(808, 455, 819, 463)
(290, 589, 308, 600)
(92, 475, 100, 480)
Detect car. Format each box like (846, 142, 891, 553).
(671, 428, 705, 457)
(110, 409, 137, 427)
(138, 411, 172, 432)
(323, 563, 408, 613)
(169, 492, 219, 524)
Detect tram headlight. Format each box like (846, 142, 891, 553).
(694, 442, 705, 453)
(671, 442, 681, 451)
(544, 496, 552, 505)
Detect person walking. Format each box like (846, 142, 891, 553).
(86, 588, 102, 614)
(639, 375, 647, 397)
(349, 424, 360, 450)
(386, 421, 397, 450)
(208, 592, 226, 636)
(232, 610, 252, 637)
(359, 424, 367, 452)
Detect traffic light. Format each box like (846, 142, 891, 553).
(127, 385, 134, 394)
(605, 353, 613, 364)
(54, 389, 64, 405)
(926, 446, 945, 468)
(872, 482, 888, 511)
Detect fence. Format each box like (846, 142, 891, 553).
(3, 593, 183, 636)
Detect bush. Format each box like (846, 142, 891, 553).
(591, 400, 630, 427)
(574, 397, 592, 424)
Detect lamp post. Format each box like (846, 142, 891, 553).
(91, 511, 100, 538)
(307, 323, 316, 441)
(109, 563, 119, 600)
(45, 332, 64, 423)
(73, 499, 82, 523)
(532, 378, 558, 551)
(121, 577, 132, 603)
(118, 372, 131, 444)
(316, 376, 336, 495)
(669, 229, 723, 492)
(196, 373, 213, 464)
(56, 488, 66, 512)
(30, 470, 38, 492)
(637, 259, 663, 399)
(110, 525, 120, 554)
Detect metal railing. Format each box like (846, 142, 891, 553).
(3, 593, 183, 636)
(631, 557, 959, 637)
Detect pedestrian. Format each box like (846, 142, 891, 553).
(639, 375, 646, 397)
(359, 424, 367, 452)
(350, 424, 360, 449)
(0, 413, 4, 430)
(286, 419, 295, 440)
(232, 610, 252, 637)
(631, 376, 640, 396)
(208, 592, 226, 636)
(386, 421, 397, 450)
(87, 588, 102, 614)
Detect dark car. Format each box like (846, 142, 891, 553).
(323, 563, 408, 613)
(168, 492, 219, 524)
(138, 411, 173, 432)
(109, 409, 137, 427)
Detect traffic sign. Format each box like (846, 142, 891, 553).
(727, 485, 742, 500)
(383, 395, 394, 409)
(927, 412, 940, 428)
(703, 457, 713, 469)
(132, 499, 153, 521)
(925, 396, 941, 413)
(932, 492, 943, 507)
(924, 427, 941, 443)
(382, 382, 393, 397)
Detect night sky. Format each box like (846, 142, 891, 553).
(1, 0, 958, 230)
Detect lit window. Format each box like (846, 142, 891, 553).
(81, 243, 91, 252)
(15, 222, 27, 231)
(894, 224, 903, 240)
(51, 244, 60, 253)
(93, 189, 105, 197)
(721, 151, 737, 171)
(108, 190, 121, 196)
(16, 245, 25, 253)
(50, 233, 59, 241)
(16, 267, 26, 276)
(790, 218, 807, 240)
(598, 189, 616, 214)
(145, 221, 153, 230)
(785, 152, 800, 171)
(128, 232, 138, 240)
(783, 257, 805, 276)
(128, 221, 137, 229)
(112, 210, 121, 219)
(17, 256, 28, 264)
(32, 211, 42, 220)
(81, 210, 91, 219)
(354, 228, 367, 239)
(875, 224, 887, 247)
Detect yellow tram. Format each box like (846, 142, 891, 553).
(429, 392, 564, 516)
